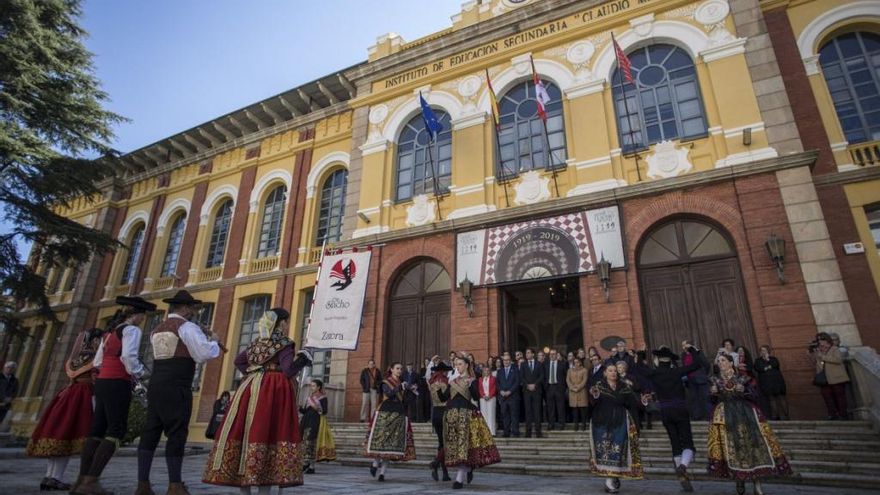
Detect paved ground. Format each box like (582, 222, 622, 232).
(0, 454, 876, 495)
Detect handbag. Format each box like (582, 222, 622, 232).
(813, 368, 828, 387)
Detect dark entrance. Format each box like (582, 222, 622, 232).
(637, 218, 755, 352)
(500, 277, 583, 355)
(385, 259, 451, 368)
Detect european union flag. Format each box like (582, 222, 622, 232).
(419, 92, 443, 139)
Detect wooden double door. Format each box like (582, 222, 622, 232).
(638, 219, 755, 352)
(385, 260, 451, 368)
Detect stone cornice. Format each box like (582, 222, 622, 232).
(812, 166, 880, 187)
(335, 151, 819, 248)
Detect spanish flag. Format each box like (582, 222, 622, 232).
(486, 69, 501, 131)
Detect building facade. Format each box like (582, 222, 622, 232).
(3, 0, 880, 434)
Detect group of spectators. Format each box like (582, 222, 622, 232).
(358, 332, 854, 433)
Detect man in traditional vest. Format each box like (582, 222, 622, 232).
(136, 290, 224, 495)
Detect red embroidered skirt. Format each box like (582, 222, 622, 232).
(203, 370, 303, 487)
(26, 381, 93, 458)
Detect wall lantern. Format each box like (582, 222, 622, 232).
(459, 276, 475, 317)
(765, 233, 786, 284)
(596, 256, 612, 302)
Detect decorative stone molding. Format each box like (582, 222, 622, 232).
(566, 79, 605, 100)
(630, 13, 655, 39)
(405, 194, 437, 226)
(156, 198, 191, 237)
(510, 53, 533, 76)
(645, 140, 693, 179)
(357, 206, 381, 217)
(249, 169, 292, 213)
(359, 139, 389, 157)
(477, 58, 576, 113)
(118, 210, 150, 242)
(366, 104, 389, 144)
(797, 1, 880, 61)
(449, 183, 485, 196)
(381, 90, 463, 143)
(594, 21, 712, 81)
(452, 112, 487, 131)
(458, 74, 482, 116)
(566, 40, 596, 83)
(723, 122, 765, 139)
(714, 147, 779, 167)
(306, 151, 350, 198)
(694, 0, 729, 26)
(352, 225, 391, 239)
(803, 55, 821, 76)
(513, 170, 551, 205)
(448, 204, 496, 220)
(573, 155, 613, 171)
(567, 179, 628, 197)
(200, 185, 238, 226)
(700, 37, 747, 63)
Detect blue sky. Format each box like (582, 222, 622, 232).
(81, 0, 462, 152)
(6, 1, 463, 261)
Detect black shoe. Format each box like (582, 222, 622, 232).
(370, 465, 377, 478)
(467, 468, 474, 484)
(40, 478, 69, 491)
(442, 465, 452, 482)
(378, 474, 385, 482)
(453, 481, 463, 489)
(305, 467, 315, 474)
(676, 465, 693, 492)
(735, 480, 745, 495)
(430, 460, 439, 481)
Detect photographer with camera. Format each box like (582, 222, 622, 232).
(811, 332, 850, 420)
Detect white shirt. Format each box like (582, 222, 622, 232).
(164, 314, 221, 364)
(93, 325, 146, 378)
(482, 376, 491, 399)
(550, 360, 557, 384)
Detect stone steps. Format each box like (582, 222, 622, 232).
(329, 421, 880, 489)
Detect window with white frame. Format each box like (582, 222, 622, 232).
(496, 79, 567, 178)
(316, 169, 348, 246)
(612, 44, 708, 153)
(395, 111, 452, 201)
(256, 186, 286, 259)
(867, 205, 880, 254)
(119, 224, 145, 285)
(819, 32, 880, 144)
(206, 199, 233, 268)
(160, 214, 186, 277)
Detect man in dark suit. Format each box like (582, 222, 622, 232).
(544, 349, 568, 430)
(519, 348, 544, 438)
(496, 353, 520, 437)
(402, 363, 420, 420)
(681, 341, 711, 421)
(587, 354, 604, 388)
(0, 361, 19, 423)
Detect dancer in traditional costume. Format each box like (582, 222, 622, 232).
(635, 345, 707, 492)
(707, 353, 792, 495)
(26, 328, 102, 491)
(440, 357, 501, 490)
(588, 364, 644, 494)
(136, 291, 223, 495)
(364, 362, 416, 481)
(203, 308, 313, 494)
(428, 361, 453, 482)
(73, 296, 155, 495)
(300, 378, 336, 474)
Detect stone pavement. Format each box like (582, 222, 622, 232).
(0, 455, 874, 495)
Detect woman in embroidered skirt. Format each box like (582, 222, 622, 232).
(203, 308, 313, 495)
(440, 357, 501, 489)
(588, 364, 644, 494)
(707, 353, 792, 495)
(26, 328, 102, 491)
(364, 362, 416, 481)
(300, 378, 336, 474)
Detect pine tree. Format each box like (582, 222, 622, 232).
(0, 0, 125, 329)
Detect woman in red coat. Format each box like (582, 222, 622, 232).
(27, 328, 102, 491)
(478, 365, 497, 436)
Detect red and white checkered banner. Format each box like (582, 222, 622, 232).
(456, 206, 624, 286)
(305, 248, 372, 350)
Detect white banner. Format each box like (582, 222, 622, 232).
(305, 249, 372, 350)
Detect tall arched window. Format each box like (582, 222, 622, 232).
(206, 199, 233, 268)
(612, 44, 707, 152)
(120, 224, 145, 285)
(316, 168, 348, 246)
(256, 185, 286, 259)
(395, 110, 452, 201)
(160, 214, 186, 277)
(497, 79, 566, 178)
(819, 32, 880, 144)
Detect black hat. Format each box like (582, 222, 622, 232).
(652, 346, 680, 361)
(431, 362, 454, 373)
(269, 308, 290, 321)
(162, 290, 203, 306)
(115, 296, 157, 313)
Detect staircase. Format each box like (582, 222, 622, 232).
(330, 420, 880, 489)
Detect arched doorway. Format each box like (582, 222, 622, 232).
(637, 218, 755, 353)
(385, 259, 451, 368)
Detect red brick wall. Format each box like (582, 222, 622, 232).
(222, 167, 257, 280)
(275, 143, 314, 310)
(84, 205, 127, 329)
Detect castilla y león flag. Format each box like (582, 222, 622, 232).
(305, 249, 372, 350)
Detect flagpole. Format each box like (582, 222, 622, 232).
(613, 34, 643, 182)
(304, 238, 328, 349)
(426, 130, 444, 221)
(531, 56, 561, 198)
(486, 69, 512, 208)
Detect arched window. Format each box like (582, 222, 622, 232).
(395, 110, 452, 201)
(256, 185, 286, 259)
(206, 199, 233, 268)
(160, 214, 186, 277)
(612, 44, 707, 152)
(120, 224, 145, 285)
(316, 169, 348, 246)
(497, 79, 567, 178)
(638, 219, 734, 266)
(819, 32, 880, 144)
